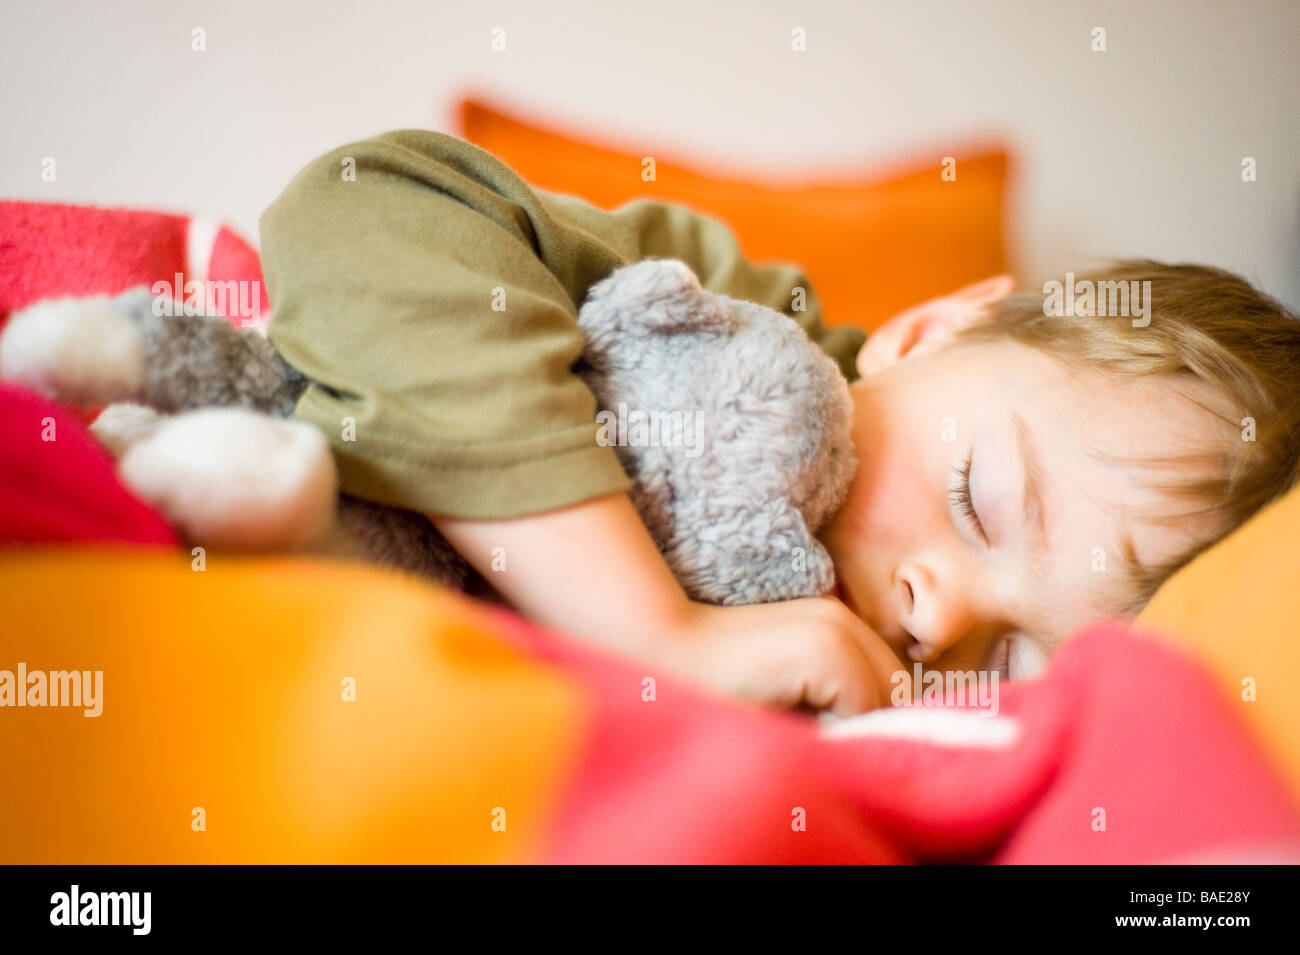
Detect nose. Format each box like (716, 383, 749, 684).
(894, 562, 975, 662)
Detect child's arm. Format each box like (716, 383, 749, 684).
(431, 492, 902, 716)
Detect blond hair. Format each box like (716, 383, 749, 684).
(957, 259, 1300, 613)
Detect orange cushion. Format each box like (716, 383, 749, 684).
(457, 97, 1012, 331)
(0, 548, 585, 862)
(1137, 483, 1300, 804)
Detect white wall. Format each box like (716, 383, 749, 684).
(3, 0, 1298, 308)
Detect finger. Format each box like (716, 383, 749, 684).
(834, 615, 911, 706)
(804, 646, 881, 717)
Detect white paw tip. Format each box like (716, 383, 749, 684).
(117, 408, 337, 550)
(0, 296, 143, 405)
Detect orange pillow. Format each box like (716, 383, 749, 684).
(0, 548, 584, 862)
(1137, 483, 1300, 806)
(457, 97, 1012, 331)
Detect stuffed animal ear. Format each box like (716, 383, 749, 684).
(578, 258, 735, 337)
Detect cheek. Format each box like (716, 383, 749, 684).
(822, 407, 947, 556)
(819, 407, 955, 635)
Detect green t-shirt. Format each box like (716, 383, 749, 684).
(259, 129, 865, 520)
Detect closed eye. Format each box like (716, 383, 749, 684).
(949, 450, 989, 547)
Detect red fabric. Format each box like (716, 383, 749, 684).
(990, 626, 1300, 863)
(486, 610, 1300, 863)
(485, 606, 903, 862)
(0, 202, 187, 315)
(0, 383, 177, 547)
(210, 223, 271, 317)
(0, 199, 265, 323)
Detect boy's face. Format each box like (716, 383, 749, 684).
(819, 279, 1222, 678)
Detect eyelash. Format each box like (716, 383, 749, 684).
(992, 637, 1012, 679)
(949, 451, 989, 546)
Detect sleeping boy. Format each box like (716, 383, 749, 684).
(259, 129, 1300, 715)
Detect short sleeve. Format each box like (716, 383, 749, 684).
(261, 131, 634, 519)
(260, 129, 864, 520)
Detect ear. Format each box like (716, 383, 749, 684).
(856, 275, 1015, 379)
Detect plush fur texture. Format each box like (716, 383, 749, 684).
(0, 295, 144, 406)
(577, 259, 856, 602)
(104, 404, 338, 551)
(0, 259, 855, 603)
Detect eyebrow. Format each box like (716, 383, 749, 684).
(1010, 409, 1048, 561)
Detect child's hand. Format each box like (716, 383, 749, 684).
(662, 597, 906, 717)
(431, 492, 905, 717)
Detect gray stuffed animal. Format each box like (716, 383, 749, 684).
(0, 258, 856, 604)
